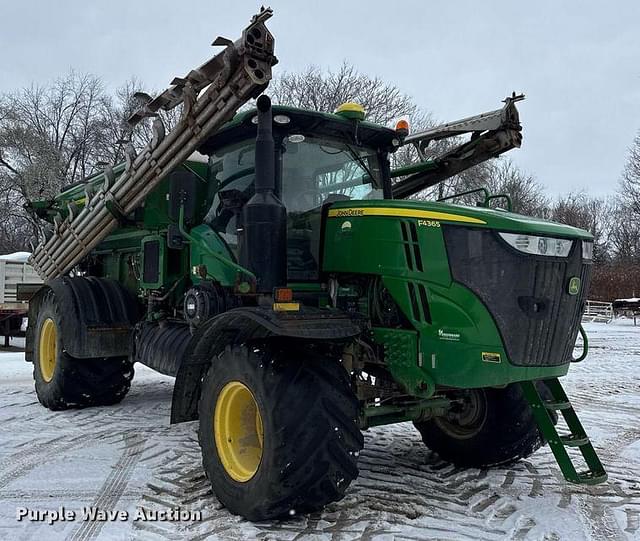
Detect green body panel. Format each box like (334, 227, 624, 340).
(53, 159, 212, 294)
(188, 224, 238, 287)
(92, 228, 151, 292)
(324, 198, 581, 391)
(324, 199, 593, 240)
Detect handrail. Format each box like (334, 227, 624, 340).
(572, 325, 589, 362)
(437, 187, 513, 212)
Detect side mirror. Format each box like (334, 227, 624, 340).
(168, 168, 198, 225)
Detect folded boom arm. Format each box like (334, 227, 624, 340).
(391, 94, 524, 199)
(29, 9, 277, 280)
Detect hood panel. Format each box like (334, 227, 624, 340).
(328, 200, 592, 240)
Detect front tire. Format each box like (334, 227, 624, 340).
(414, 382, 555, 468)
(33, 290, 134, 410)
(198, 344, 363, 521)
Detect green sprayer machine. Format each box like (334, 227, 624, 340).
(25, 9, 606, 520)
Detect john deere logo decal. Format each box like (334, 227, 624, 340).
(568, 277, 581, 296)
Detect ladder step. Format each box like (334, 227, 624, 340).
(521, 378, 607, 486)
(577, 470, 608, 485)
(544, 399, 572, 411)
(560, 433, 590, 447)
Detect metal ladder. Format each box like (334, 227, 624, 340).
(520, 378, 607, 485)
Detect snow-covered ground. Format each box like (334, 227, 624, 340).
(0, 321, 638, 540)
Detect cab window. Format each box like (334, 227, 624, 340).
(205, 135, 383, 280)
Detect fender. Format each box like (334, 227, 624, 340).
(26, 277, 140, 361)
(170, 305, 362, 423)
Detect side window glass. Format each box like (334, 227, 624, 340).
(205, 142, 256, 249)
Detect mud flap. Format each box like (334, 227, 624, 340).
(170, 306, 361, 423)
(26, 277, 140, 361)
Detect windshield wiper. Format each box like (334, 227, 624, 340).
(345, 144, 376, 184)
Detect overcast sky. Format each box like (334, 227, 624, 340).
(1, 1, 638, 197)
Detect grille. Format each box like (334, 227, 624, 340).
(443, 226, 590, 367)
(143, 240, 160, 284)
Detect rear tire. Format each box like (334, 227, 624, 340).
(33, 290, 134, 411)
(414, 382, 555, 468)
(198, 344, 363, 521)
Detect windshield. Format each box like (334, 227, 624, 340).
(281, 135, 382, 212)
(204, 135, 383, 280)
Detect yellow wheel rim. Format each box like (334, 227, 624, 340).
(214, 381, 264, 482)
(38, 318, 57, 383)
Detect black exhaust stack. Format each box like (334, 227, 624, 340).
(240, 95, 287, 294)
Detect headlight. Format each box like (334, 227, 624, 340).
(499, 233, 573, 257)
(582, 240, 594, 261)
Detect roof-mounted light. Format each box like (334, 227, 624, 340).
(251, 113, 290, 125)
(395, 119, 410, 136)
(273, 114, 290, 124)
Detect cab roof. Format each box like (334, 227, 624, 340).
(198, 105, 399, 155)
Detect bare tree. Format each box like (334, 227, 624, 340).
(621, 130, 640, 213)
(470, 159, 548, 216)
(0, 73, 153, 250)
(99, 77, 183, 164)
(608, 199, 640, 264)
(414, 158, 547, 216)
(551, 191, 594, 230)
(551, 192, 614, 263)
(271, 62, 432, 128)
(0, 73, 180, 199)
(0, 72, 114, 200)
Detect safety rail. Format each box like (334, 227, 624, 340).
(582, 300, 613, 324)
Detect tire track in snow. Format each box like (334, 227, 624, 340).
(0, 431, 112, 489)
(68, 432, 146, 541)
(2, 324, 640, 540)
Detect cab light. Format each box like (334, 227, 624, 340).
(395, 119, 410, 136)
(251, 114, 291, 125)
(582, 241, 594, 260)
(273, 114, 290, 124)
(499, 233, 573, 257)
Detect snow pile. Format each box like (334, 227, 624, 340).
(0, 252, 31, 262)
